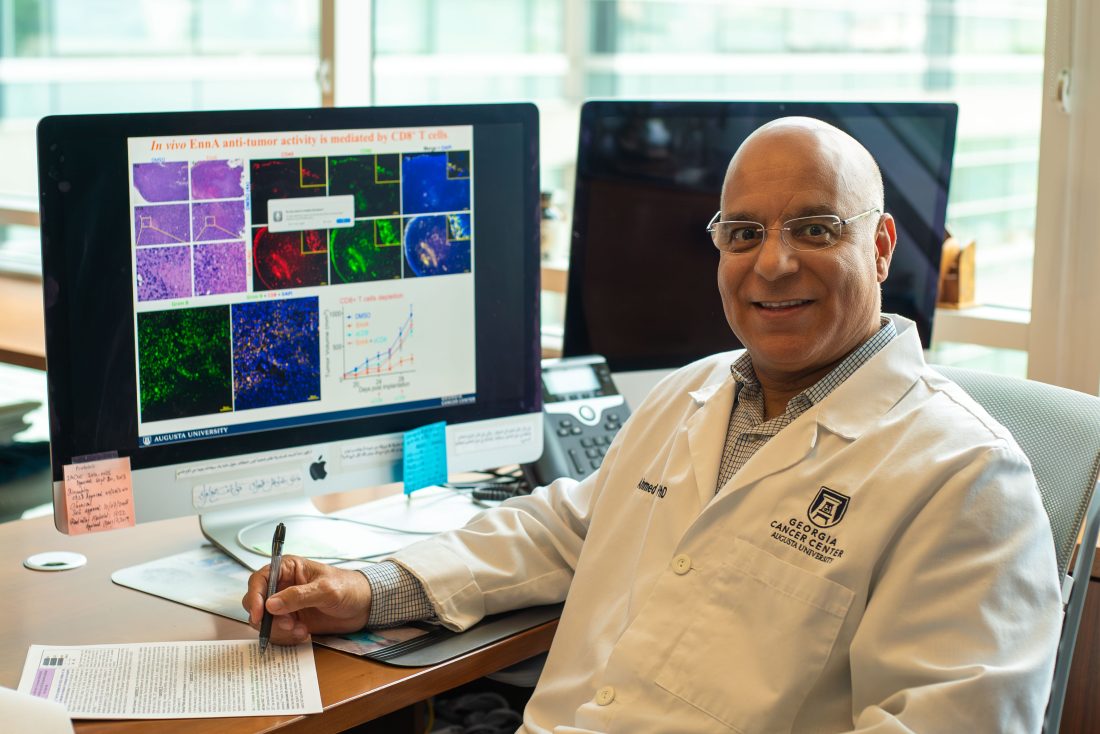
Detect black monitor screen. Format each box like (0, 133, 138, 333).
(563, 100, 958, 371)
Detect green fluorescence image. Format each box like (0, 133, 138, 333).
(330, 218, 403, 283)
(137, 305, 233, 422)
(329, 154, 399, 218)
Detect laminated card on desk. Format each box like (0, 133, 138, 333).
(18, 640, 321, 719)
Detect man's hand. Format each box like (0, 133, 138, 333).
(242, 556, 373, 646)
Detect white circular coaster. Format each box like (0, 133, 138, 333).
(24, 551, 88, 571)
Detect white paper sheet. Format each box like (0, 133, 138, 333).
(17, 640, 321, 719)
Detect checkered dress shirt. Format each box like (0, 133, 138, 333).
(714, 318, 896, 492)
(363, 318, 897, 627)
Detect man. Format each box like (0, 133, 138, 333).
(244, 118, 1061, 732)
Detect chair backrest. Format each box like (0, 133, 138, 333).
(935, 366, 1100, 733)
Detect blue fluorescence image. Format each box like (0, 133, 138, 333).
(231, 296, 321, 410)
(401, 152, 471, 214)
(404, 215, 471, 277)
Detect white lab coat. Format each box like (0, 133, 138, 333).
(392, 315, 1061, 733)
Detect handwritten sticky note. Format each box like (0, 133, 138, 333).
(403, 421, 448, 495)
(62, 457, 135, 535)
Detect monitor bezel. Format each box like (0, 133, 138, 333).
(38, 102, 543, 490)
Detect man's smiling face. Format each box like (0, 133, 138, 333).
(716, 121, 895, 387)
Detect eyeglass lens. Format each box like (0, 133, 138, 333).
(710, 216, 844, 252)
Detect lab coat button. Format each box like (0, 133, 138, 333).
(672, 554, 691, 574)
(595, 686, 615, 705)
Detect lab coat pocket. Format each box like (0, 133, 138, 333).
(655, 538, 854, 733)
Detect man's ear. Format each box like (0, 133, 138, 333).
(874, 213, 897, 283)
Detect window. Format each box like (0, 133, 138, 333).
(0, 0, 321, 272)
(2, 0, 1098, 393)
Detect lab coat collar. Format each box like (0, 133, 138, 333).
(686, 371, 739, 504)
(814, 314, 924, 440)
(682, 314, 923, 501)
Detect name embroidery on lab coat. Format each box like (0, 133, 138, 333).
(767, 486, 850, 564)
(636, 477, 667, 498)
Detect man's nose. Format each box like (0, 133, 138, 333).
(753, 228, 799, 280)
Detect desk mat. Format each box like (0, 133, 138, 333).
(111, 544, 561, 666)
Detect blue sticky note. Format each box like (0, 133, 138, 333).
(403, 421, 448, 495)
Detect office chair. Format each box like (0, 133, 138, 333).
(935, 366, 1100, 733)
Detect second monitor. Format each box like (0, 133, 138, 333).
(564, 100, 959, 392)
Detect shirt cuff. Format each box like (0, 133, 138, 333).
(361, 560, 438, 628)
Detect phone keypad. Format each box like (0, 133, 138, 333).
(559, 416, 624, 477)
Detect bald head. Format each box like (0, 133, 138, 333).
(722, 117, 884, 214)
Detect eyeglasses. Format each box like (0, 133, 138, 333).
(706, 208, 881, 254)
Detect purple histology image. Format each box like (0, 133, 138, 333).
(135, 204, 190, 246)
(192, 200, 246, 242)
(194, 241, 247, 296)
(136, 245, 192, 301)
(133, 161, 189, 203)
(191, 160, 245, 200)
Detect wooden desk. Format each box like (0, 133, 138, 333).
(0, 274, 45, 371)
(1, 512, 557, 733)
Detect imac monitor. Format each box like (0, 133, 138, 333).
(564, 100, 958, 392)
(39, 103, 542, 567)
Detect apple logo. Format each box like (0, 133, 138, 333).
(309, 456, 327, 480)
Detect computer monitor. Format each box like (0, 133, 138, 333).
(563, 100, 958, 399)
(38, 103, 543, 567)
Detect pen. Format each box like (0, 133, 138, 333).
(258, 522, 286, 655)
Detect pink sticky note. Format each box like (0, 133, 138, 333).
(62, 457, 136, 535)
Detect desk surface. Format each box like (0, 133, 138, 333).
(1, 508, 556, 733)
(0, 275, 45, 371)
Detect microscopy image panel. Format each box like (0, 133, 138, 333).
(376, 154, 399, 181)
(133, 161, 189, 203)
(135, 203, 190, 245)
(403, 214, 471, 277)
(193, 200, 246, 242)
(447, 150, 470, 179)
(401, 153, 471, 215)
(194, 241, 246, 296)
(330, 218, 402, 283)
(302, 228, 328, 254)
(250, 158, 328, 227)
(191, 159, 245, 200)
(138, 305, 232, 422)
(252, 227, 329, 291)
(447, 212, 471, 241)
(136, 245, 192, 302)
(297, 157, 327, 188)
(232, 296, 320, 411)
(329, 154, 400, 218)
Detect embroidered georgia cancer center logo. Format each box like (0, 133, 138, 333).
(808, 486, 850, 528)
(767, 487, 849, 564)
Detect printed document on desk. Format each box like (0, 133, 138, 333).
(18, 640, 321, 719)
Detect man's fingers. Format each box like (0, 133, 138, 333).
(269, 579, 330, 615)
(266, 617, 311, 646)
(242, 565, 272, 625)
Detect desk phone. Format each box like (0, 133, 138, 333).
(522, 355, 631, 486)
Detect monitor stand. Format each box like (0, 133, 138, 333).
(199, 487, 491, 570)
(200, 496, 325, 570)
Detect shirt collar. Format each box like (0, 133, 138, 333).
(729, 317, 897, 410)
